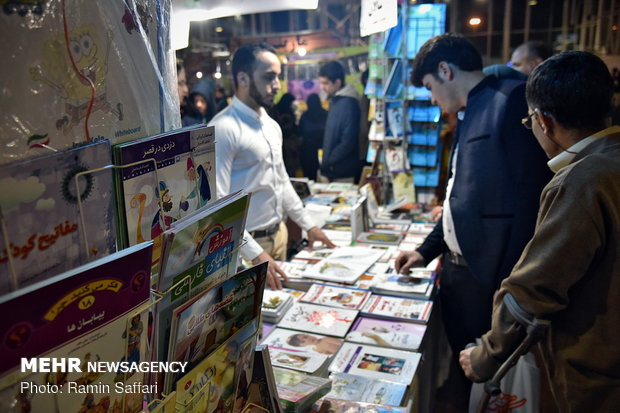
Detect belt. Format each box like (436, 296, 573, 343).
(445, 251, 468, 266)
(250, 223, 280, 238)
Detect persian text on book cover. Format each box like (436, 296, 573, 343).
(277, 303, 358, 338)
(0, 141, 115, 295)
(1, 1, 177, 164)
(0, 243, 152, 413)
(116, 126, 215, 253)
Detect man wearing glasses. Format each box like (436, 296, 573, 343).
(394, 33, 552, 409)
(461, 51, 620, 411)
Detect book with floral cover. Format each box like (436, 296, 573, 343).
(277, 303, 358, 338)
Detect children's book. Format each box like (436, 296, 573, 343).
(346, 316, 426, 352)
(0, 242, 152, 413)
(239, 345, 282, 413)
(153, 191, 250, 364)
(273, 367, 332, 413)
(301, 283, 372, 310)
(114, 125, 216, 254)
(260, 328, 344, 356)
(319, 398, 410, 413)
(329, 343, 421, 385)
(277, 303, 358, 338)
(175, 318, 260, 413)
(301, 246, 386, 284)
(269, 350, 331, 375)
(360, 295, 433, 324)
(326, 372, 407, 406)
(0, 140, 116, 295)
(165, 262, 267, 393)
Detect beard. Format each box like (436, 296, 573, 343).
(249, 80, 274, 109)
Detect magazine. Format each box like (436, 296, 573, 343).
(346, 316, 426, 351)
(319, 398, 410, 413)
(260, 328, 344, 356)
(277, 303, 358, 338)
(262, 289, 294, 323)
(269, 350, 330, 375)
(301, 247, 386, 284)
(329, 343, 421, 385)
(370, 274, 435, 300)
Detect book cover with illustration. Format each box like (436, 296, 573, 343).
(269, 350, 330, 375)
(114, 125, 215, 250)
(260, 328, 343, 356)
(0, 242, 152, 413)
(360, 295, 433, 324)
(262, 289, 294, 323)
(153, 191, 250, 364)
(277, 303, 358, 338)
(175, 319, 260, 413)
(0, 140, 115, 295)
(326, 372, 407, 406)
(165, 262, 267, 393)
(301, 247, 386, 284)
(370, 274, 435, 301)
(346, 317, 426, 352)
(329, 343, 421, 385)
(301, 283, 372, 310)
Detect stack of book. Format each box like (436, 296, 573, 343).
(262, 289, 295, 323)
(301, 246, 386, 285)
(300, 283, 372, 311)
(273, 367, 332, 413)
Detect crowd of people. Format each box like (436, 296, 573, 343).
(175, 36, 620, 411)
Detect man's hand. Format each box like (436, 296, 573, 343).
(307, 226, 336, 249)
(251, 251, 288, 290)
(459, 346, 483, 382)
(394, 250, 426, 274)
(430, 205, 443, 221)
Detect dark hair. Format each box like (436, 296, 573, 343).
(231, 42, 277, 88)
(286, 334, 307, 346)
(410, 33, 482, 87)
(526, 51, 613, 132)
(319, 61, 346, 86)
(276, 93, 296, 116)
(519, 41, 553, 61)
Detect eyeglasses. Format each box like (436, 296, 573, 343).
(521, 112, 537, 130)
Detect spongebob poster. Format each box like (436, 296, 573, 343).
(0, 0, 179, 165)
(0, 140, 116, 295)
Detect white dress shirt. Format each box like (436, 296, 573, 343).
(209, 97, 314, 260)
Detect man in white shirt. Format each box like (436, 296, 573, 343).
(209, 43, 334, 290)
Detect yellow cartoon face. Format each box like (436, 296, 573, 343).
(39, 24, 106, 101)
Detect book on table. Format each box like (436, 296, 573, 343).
(260, 327, 344, 356)
(272, 367, 332, 413)
(369, 274, 435, 301)
(326, 372, 408, 406)
(360, 294, 433, 324)
(318, 398, 411, 413)
(329, 342, 421, 386)
(269, 349, 331, 376)
(277, 302, 358, 338)
(301, 283, 372, 311)
(262, 289, 295, 323)
(346, 316, 427, 352)
(301, 246, 386, 284)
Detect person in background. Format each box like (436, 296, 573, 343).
(299, 93, 327, 181)
(510, 40, 553, 75)
(358, 69, 370, 168)
(460, 51, 620, 412)
(209, 42, 334, 290)
(182, 79, 217, 126)
(214, 86, 229, 113)
(318, 61, 362, 183)
(394, 33, 552, 410)
(177, 62, 189, 118)
(275, 93, 301, 177)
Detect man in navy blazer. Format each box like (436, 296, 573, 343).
(395, 33, 552, 408)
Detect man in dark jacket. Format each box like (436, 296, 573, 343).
(394, 33, 552, 409)
(318, 61, 362, 182)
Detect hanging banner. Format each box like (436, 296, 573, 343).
(360, 0, 398, 37)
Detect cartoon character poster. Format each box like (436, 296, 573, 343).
(0, 0, 179, 165)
